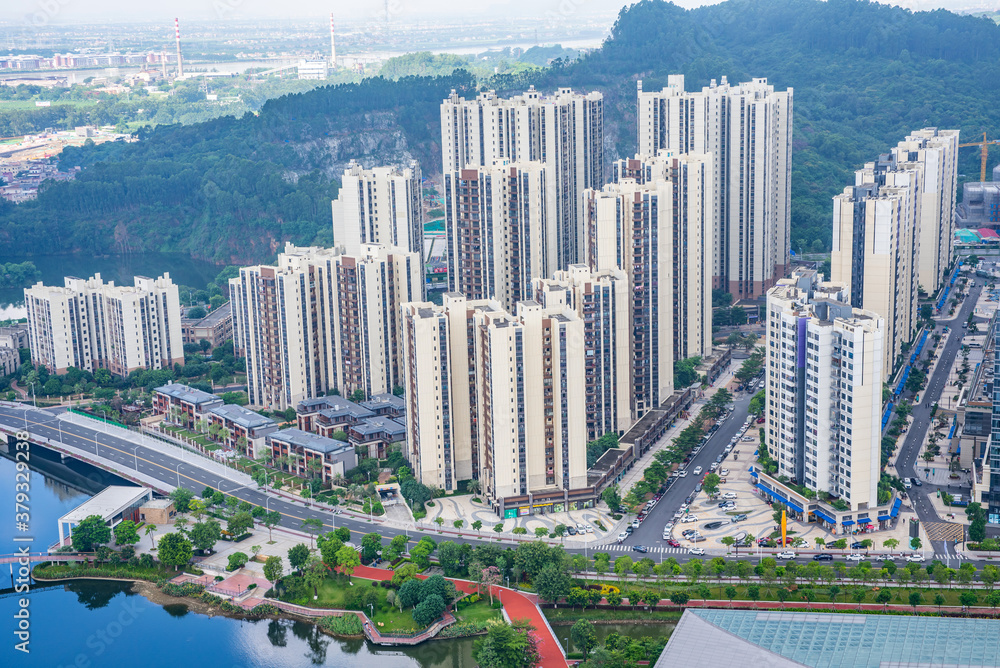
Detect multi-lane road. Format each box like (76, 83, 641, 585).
(895, 282, 983, 556)
(620, 386, 756, 549)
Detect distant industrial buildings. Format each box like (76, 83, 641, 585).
(957, 163, 1000, 229)
(25, 273, 183, 376)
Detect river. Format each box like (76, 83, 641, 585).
(0, 252, 222, 315)
(0, 455, 484, 667)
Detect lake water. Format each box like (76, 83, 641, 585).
(0, 252, 223, 313)
(0, 455, 480, 667)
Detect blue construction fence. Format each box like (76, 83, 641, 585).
(894, 329, 929, 399)
(936, 262, 962, 312)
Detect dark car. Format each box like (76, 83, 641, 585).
(813, 554, 834, 561)
(566, 526, 577, 535)
(625, 525, 634, 535)
(851, 541, 866, 550)
(695, 484, 703, 493)
(666, 539, 681, 548)
(718, 501, 729, 508)
(733, 514, 748, 522)
(632, 545, 649, 553)
(685, 494, 695, 505)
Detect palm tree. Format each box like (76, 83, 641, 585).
(145, 524, 157, 549)
(467, 479, 481, 495)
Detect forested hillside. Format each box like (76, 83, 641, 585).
(2, 0, 999, 262)
(543, 0, 1000, 253)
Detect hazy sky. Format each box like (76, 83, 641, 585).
(0, 0, 991, 25)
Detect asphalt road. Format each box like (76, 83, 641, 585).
(621, 386, 756, 549)
(895, 282, 983, 557)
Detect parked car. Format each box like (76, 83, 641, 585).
(723, 492, 738, 500)
(851, 541, 866, 550)
(845, 553, 867, 562)
(689, 535, 706, 543)
(757, 417, 765, 424)
(733, 514, 748, 522)
(721, 501, 736, 510)
(688, 547, 706, 556)
(577, 523, 587, 532)
(631, 520, 640, 529)
(673, 511, 684, 519)
(812, 554, 834, 561)
(681, 529, 697, 538)
(625, 526, 634, 535)
(776, 551, 796, 559)
(617, 532, 627, 543)
(741, 436, 755, 442)
(710, 462, 719, 471)
(906, 553, 926, 562)
(633, 545, 649, 553)
(693, 466, 703, 475)
(682, 515, 699, 523)
(720, 469, 730, 476)
(903, 479, 912, 489)
(695, 484, 703, 493)
(685, 495, 695, 505)
(566, 526, 577, 535)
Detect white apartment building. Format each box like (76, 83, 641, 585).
(637, 75, 792, 299)
(297, 60, 329, 80)
(441, 86, 603, 269)
(584, 178, 673, 415)
(402, 293, 589, 514)
(830, 130, 958, 377)
(765, 269, 884, 511)
(612, 151, 714, 360)
(25, 273, 183, 375)
(444, 160, 548, 311)
(231, 243, 420, 410)
(533, 265, 632, 440)
(331, 161, 424, 258)
(896, 129, 960, 294)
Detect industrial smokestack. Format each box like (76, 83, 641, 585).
(329, 13, 336, 68)
(174, 18, 183, 78)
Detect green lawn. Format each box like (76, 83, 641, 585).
(545, 607, 684, 623)
(455, 598, 502, 624)
(0, 99, 98, 110)
(291, 576, 422, 633)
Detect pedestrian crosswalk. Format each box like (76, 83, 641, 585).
(599, 544, 692, 554)
(596, 544, 969, 561)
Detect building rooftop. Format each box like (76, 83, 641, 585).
(360, 393, 405, 413)
(657, 609, 1000, 668)
(154, 383, 221, 407)
(297, 395, 371, 418)
(209, 403, 276, 430)
(183, 302, 231, 327)
(350, 416, 405, 439)
(140, 498, 174, 509)
(59, 486, 151, 524)
(269, 428, 354, 455)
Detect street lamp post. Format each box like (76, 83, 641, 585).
(131, 445, 139, 473)
(100, 410, 109, 434)
(175, 462, 182, 488)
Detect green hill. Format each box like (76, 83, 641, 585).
(2, 0, 999, 262)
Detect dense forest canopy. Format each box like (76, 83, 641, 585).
(1, 0, 998, 263)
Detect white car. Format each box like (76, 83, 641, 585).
(793, 539, 811, 549)
(688, 547, 706, 556)
(710, 462, 719, 471)
(678, 470, 688, 478)
(722, 492, 737, 500)
(617, 532, 627, 543)
(682, 515, 699, 523)
(776, 551, 796, 559)
(673, 511, 684, 519)
(906, 554, 926, 562)
(663, 522, 675, 531)
(725, 444, 734, 452)
(631, 520, 640, 529)
(693, 466, 703, 475)
(903, 480, 912, 489)
(845, 553, 867, 562)
(720, 469, 730, 476)
(586, 526, 594, 534)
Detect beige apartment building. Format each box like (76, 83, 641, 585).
(533, 265, 632, 440)
(637, 75, 792, 299)
(25, 273, 183, 375)
(402, 293, 590, 514)
(444, 160, 548, 312)
(898, 129, 960, 294)
(612, 151, 714, 360)
(583, 178, 674, 415)
(831, 130, 957, 377)
(331, 161, 424, 257)
(765, 269, 885, 512)
(441, 86, 603, 269)
(231, 243, 420, 410)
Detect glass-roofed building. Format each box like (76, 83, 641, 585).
(657, 609, 1000, 667)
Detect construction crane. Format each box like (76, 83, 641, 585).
(959, 132, 1000, 182)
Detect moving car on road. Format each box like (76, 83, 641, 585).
(689, 547, 706, 556)
(813, 554, 834, 561)
(632, 545, 649, 553)
(776, 551, 796, 559)
(845, 553, 867, 561)
(906, 553, 926, 562)
(693, 466, 703, 475)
